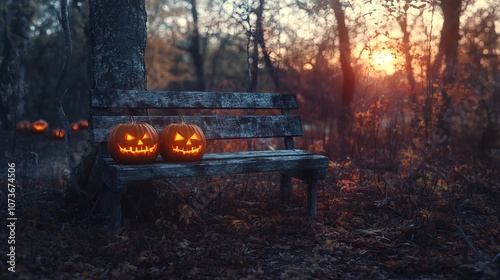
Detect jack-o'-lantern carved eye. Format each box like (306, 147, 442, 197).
(126, 132, 152, 145)
(174, 132, 185, 141)
(189, 133, 200, 141)
(125, 133, 136, 141)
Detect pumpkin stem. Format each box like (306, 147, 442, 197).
(129, 115, 136, 124)
(180, 116, 185, 124)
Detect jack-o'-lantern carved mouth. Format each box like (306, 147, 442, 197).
(171, 145, 203, 156)
(118, 143, 158, 156)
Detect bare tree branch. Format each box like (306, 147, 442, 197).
(55, 0, 86, 198)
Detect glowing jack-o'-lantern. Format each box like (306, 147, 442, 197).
(32, 119, 48, 134)
(107, 122, 159, 164)
(70, 122, 80, 131)
(160, 123, 206, 162)
(16, 120, 31, 133)
(52, 128, 65, 139)
(78, 120, 89, 129)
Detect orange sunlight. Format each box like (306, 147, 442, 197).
(371, 50, 396, 75)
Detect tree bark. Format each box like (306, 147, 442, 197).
(75, 0, 147, 202)
(255, 0, 281, 91)
(0, 0, 32, 129)
(436, 0, 462, 85)
(397, 9, 416, 90)
(331, 0, 355, 135)
(331, 0, 355, 106)
(188, 0, 205, 91)
(432, 0, 462, 147)
(88, 0, 147, 90)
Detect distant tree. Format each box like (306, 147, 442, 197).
(145, 37, 192, 90)
(331, 0, 355, 107)
(0, 0, 33, 129)
(380, 0, 420, 90)
(432, 0, 463, 146)
(187, 0, 205, 91)
(433, 0, 462, 85)
(254, 0, 281, 91)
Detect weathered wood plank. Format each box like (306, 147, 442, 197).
(100, 152, 328, 185)
(91, 115, 303, 142)
(92, 90, 298, 109)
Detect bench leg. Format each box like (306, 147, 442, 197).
(101, 186, 123, 230)
(280, 173, 292, 200)
(307, 180, 318, 218)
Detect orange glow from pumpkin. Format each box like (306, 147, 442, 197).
(171, 131, 203, 155)
(119, 131, 157, 156)
(52, 128, 65, 139)
(171, 144, 203, 155)
(16, 120, 31, 133)
(118, 143, 158, 156)
(32, 119, 48, 133)
(78, 120, 89, 129)
(174, 132, 185, 141)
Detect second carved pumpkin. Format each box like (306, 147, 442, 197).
(160, 123, 206, 162)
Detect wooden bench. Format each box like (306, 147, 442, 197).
(91, 90, 329, 229)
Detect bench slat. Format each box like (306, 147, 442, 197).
(99, 150, 329, 185)
(91, 115, 303, 142)
(92, 90, 298, 109)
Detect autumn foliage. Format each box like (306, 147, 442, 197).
(1, 0, 499, 279)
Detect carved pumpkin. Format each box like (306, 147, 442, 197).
(32, 119, 48, 134)
(52, 128, 65, 139)
(71, 122, 80, 131)
(16, 120, 31, 133)
(107, 122, 159, 164)
(160, 123, 206, 162)
(78, 120, 89, 129)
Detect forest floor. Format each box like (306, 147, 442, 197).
(1, 130, 499, 279)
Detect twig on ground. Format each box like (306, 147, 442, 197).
(457, 199, 479, 261)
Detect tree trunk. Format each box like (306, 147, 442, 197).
(188, 0, 205, 91)
(248, 33, 259, 92)
(331, 0, 355, 134)
(88, 0, 147, 90)
(255, 0, 281, 91)
(436, 0, 462, 85)
(398, 9, 416, 91)
(0, 0, 32, 129)
(74, 0, 147, 202)
(432, 0, 462, 147)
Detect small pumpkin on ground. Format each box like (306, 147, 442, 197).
(16, 120, 31, 133)
(32, 119, 48, 134)
(78, 120, 89, 129)
(52, 128, 65, 139)
(70, 122, 80, 131)
(107, 122, 159, 164)
(159, 122, 206, 162)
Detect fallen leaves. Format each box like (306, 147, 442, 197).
(1, 149, 499, 279)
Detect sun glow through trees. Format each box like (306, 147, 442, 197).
(372, 50, 396, 75)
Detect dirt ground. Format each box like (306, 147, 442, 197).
(1, 130, 499, 279)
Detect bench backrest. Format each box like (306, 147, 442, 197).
(90, 90, 303, 149)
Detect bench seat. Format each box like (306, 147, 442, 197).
(99, 150, 327, 190)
